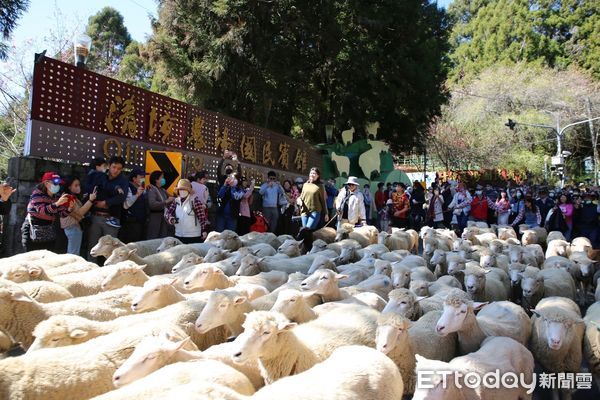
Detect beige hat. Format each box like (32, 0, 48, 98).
(174, 179, 194, 195)
(345, 176, 360, 186)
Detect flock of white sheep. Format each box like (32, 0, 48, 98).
(0, 222, 599, 399)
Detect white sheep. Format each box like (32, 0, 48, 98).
(413, 336, 535, 400)
(277, 239, 304, 257)
(546, 239, 571, 258)
(90, 235, 166, 258)
(530, 296, 586, 400)
(239, 231, 280, 249)
(377, 231, 411, 251)
(497, 225, 518, 240)
(0, 324, 191, 400)
(520, 267, 577, 310)
(170, 253, 205, 274)
(519, 226, 548, 246)
(435, 288, 531, 355)
(230, 306, 378, 384)
(571, 236, 593, 254)
(0, 280, 139, 349)
(18, 280, 74, 303)
(103, 244, 205, 275)
(583, 301, 600, 390)
(409, 275, 462, 297)
(270, 289, 318, 323)
(195, 289, 255, 336)
(336, 223, 379, 247)
(463, 266, 509, 302)
(184, 265, 287, 292)
(213, 230, 244, 251)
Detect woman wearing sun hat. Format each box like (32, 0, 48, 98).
(21, 172, 71, 252)
(164, 178, 208, 244)
(335, 176, 366, 229)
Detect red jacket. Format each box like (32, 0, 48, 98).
(375, 190, 388, 210)
(470, 196, 488, 220)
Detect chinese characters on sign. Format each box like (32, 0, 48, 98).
(102, 94, 311, 174)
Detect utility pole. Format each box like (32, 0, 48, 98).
(585, 97, 598, 184)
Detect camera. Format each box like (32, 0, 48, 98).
(174, 217, 180, 224)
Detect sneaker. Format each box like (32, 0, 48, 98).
(105, 217, 121, 229)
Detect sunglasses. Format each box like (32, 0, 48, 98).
(269, 177, 277, 181)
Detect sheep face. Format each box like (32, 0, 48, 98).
(104, 247, 137, 266)
(271, 290, 310, 321)
(236, 255, 262, 276)
(277, 240, 303, 257)
(101, 264, 147, 291)
(300, 270, 346, 294)
(508, 247, 523, 264)
(508, 264, 527, 286)
(131, 280, 172, 312)
(489, 240, 505, 255)
(171, 253, 204, 274)
(552, 242, 569, 257)
(391, 266, 411, 289)
(336, 247, 356, 264)
(90, 235, 122, 258)
(436, 302, 470, 335)
(409, 280, 431, 297)
(156, 237, 182, 252)
(446, 259, 466, 278)
(479, 253, 496, 269)
(376, 318, 410, 354)
(464, 270, 487, 297)
(373, 260, 392, 277)
(231, 311, 296, 364)
(204, 247, 229, 263)
(195, 291, 246, 334)
(215, 233, 242, 251)
(113, 333, 191, 388)
(423, 238, 437, 255)
(307, 256, 336, 275)
(29, 316, 93, 351)
(383, 291, 416, 317)
(572, 256, 595, 278)
(521, 231, 537, 246)
(309, 240, 327, 254)
(0, 264, 35, 283)
(521, 275, 543, 299)
(429, 250, 446, 266)
(184, 266, 224, 291)
(532, 310, 583, 351)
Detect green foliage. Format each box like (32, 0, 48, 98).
(448, 0, 600, 81)
(0, 0, 30, 59)
(86, 7, 132, 76)
(117, 41, 153, 90)
(147, 0, 450, 151)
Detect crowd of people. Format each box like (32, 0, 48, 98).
(18, 156, 600, 260)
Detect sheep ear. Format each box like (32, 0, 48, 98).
(28, 266, 43, 278)
(252, 249, 260, 256)
(278, 322, 297, 331)
(169, 278, 178, 286)
(530, 309, 541, 318)
(257, 257, 265, 263)
(10, 291, 33, 303)
(483, 269, 491, 274)
(136, 264, 147, 271)
(69, 329, 88, 339)
(128, 248, 138, 256)
(233, 296, 247, 305)
(472, 302, 488, 311)
(334, 274, 349, 281)
(416, 296, 429, 302)
(297, 239, 304, 245)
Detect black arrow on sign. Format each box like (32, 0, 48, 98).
(150, 152, 179, 189)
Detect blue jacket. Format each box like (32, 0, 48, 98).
(259, 183, 285, 208)
(91, 172, 128, 213)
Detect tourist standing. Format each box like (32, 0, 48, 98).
(60, 176, 96, 255)
(512, 196, 541, 228)
(237, 177, 255, 235)
(536, 189, 554, 223)
(495, 190, 511, 225)
(426, 186, 445, 228)
(216, 172, 244, 232)
(325, 178, 339, 220)
(363, 184, 375, 226)
(391, 183, 410, 229)
(120, 168, 149, 243)
(557, 194, 574, 240)
(146, 170, 174, 239)
(164, 179, 208, 243)
(470, 185, 488, 222)
(299, 167, 328, 230)
(22, 172, 70, 252)
(259, 171, 286, 233)
(410, 181, 425, 230)
(335, 176, 366, 227)
(448, 182, 472, 233)
(374, 182, 387, 229)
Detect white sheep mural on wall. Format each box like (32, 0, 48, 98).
(341, 127, 355, 146)
(359, 139, 389, 180)
(330, 151, 351, 178)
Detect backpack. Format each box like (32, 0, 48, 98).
(250, 211, 269, 233)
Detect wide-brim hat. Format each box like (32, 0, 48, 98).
(345, 176, 360, 186)
(174, 179, 194, 195)
(294, 177, 304, 184)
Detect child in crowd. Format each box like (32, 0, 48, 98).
(379, 199, 394, 232)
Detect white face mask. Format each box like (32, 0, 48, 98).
(139, 178, 145, 185)
(179, 190, 189, 198)
(476, 191, 482, 196)
(49, 184, 60, 194)
(231, 179, 238, 187)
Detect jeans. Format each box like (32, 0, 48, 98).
(301, 211, 321, 230)
(263, 207, 279, 233)
(456, 212, 469, 233)
(64, 225, 83, 255)
(216, 213, 238, 232)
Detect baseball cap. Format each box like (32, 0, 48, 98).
(40, 172, 63, 184)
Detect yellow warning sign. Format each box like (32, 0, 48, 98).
(145, 150, 182, 196)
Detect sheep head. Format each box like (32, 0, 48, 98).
(29, 315, 97, 351)
(203, 247, 230, 263)
(374, 260, 392, 277)
(113, 331, 194, 388)
(383, 289, 418, 318)
(156, 236, 183, 252)
(300, 269, 347, 295)
(195, 290, 247, 334)
(90, 235, 124, 258)
(409, 280, 432, 297)
(277, 239, 303, 257)
(184, 265, 227, 291)
(171, 253, 204, 274)
(101, 262, 148, 291)
(231, 311, 296, 364)
(131, 279, 178, 312)
(104, 247, 138, 266)
(1, 263, 43, 283)
(307, 255, 338, 275)
(436, 289, 487, 335)
(531, 307, 584, 351)
(376, 313, 411, 355)
(391, 264, 411, 289)
(271, 289, 314, 322)
(236, 254, 264, 276)
(520, 270, 544, 300)
(463, 267, 488, 297)
(309, 239, 328, 254)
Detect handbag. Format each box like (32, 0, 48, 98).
(27, 214, 56, 243)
